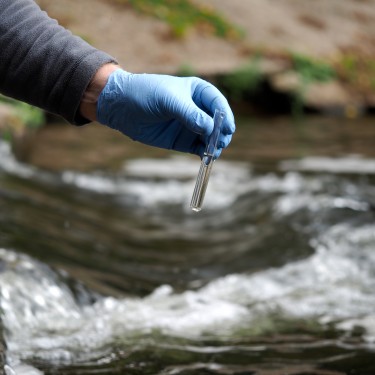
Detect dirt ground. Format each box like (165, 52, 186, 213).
(36, 0, 375, 75)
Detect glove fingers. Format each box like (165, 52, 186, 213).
(176, 102, 214, 140)
(183, 133, 230, 158)
(217, 133, 232, 149)
(174, 132, 206, 158)
(162, 78, 235, 153)
(158, 117, 206, 157)
(193, 81, 236, 136)
(214, 148, 223, 160)
(176, 101, 232, 158)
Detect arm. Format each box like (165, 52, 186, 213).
(0, 0, 235, 157)
(0, 0, 116, 124)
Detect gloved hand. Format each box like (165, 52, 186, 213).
(97, 69, 235, 158)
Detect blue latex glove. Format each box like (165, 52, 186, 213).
(97, 69, 235, 158)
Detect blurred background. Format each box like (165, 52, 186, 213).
(1, 1, 375, 374)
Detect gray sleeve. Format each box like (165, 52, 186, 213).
(0, 0, 117, 124)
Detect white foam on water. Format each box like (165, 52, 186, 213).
(4, 363, 43, 375)
(62, 157, 252, 210)
(1, 219, 375, 369)
(60, 160, 348, 212)
(123, 157, 200, 179)
(280, 155, 375, 174)
(3, 139, 371, 215)
(2, 144, 375, 370)
(0, 248, 248, 369)
(61, 170, 121, 194)
(202, 223, 375, 324)
(0, 141, 36, 179)
(0, 139, 252, 211)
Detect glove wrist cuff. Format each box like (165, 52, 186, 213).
(79, 63, 121, 122)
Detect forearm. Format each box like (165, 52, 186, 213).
(0, 0, 116, 124)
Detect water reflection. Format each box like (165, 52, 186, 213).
(1, 116, 375, 374)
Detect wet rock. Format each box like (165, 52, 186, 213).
(257, 58, 289, 76)
(303, 81, 358, 112)
(270, 70, 300, 92)
(269, 71, 360, 113)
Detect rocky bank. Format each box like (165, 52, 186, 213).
(34, 0, 375, 112)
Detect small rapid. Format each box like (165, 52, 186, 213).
(1, 131, 375, 373)
(1, 219, 375, 372)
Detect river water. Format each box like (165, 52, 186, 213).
(1, 115, 375, 374)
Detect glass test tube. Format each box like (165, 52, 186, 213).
(190, 109, 226, 212)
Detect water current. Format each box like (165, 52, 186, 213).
(1, 116, 375, 374)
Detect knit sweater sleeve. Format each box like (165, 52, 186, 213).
(0, 0, 117, 124)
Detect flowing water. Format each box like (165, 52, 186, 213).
(1, 116, 375, 374)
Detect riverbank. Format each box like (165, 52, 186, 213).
(2, 0, 375, 139)
(35, 0, 375, 113)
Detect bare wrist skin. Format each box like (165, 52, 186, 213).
(80, 63, 120, 122)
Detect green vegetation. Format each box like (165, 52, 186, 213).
(114, 0, 243, 39)
(336, 53, 375, 93)
(0, 95, 45, 141)
(290, 54, 335, 118)
(176, 63, 196, 77)
(219, 57, 263, 100)
(292, 53, 335, 84)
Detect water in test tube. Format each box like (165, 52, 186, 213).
(190, 108, 226, 212)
